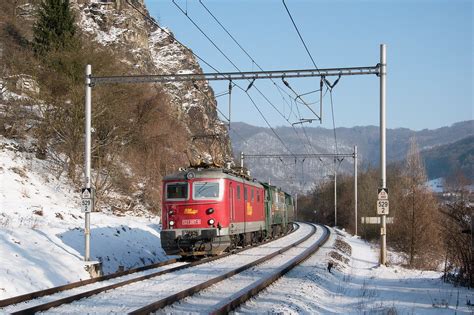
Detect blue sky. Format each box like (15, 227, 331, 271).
(145, 0, 472, 131)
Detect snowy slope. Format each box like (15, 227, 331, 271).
(1, 135, 472, 311)
(238, 228, 474, 314)
(0, 136, 171, 299)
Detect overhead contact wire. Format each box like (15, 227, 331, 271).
(199, 0, 298, 109)
(198, 0, 316, 152)
(282, 0, 342, 171)
(173, 0, 297, 159)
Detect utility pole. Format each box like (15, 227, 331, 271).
(354, 145, 358, 236)
(334, 159, 337, 227)
(240, 151, 244, 168)
(228, 81, 232, 130)
(84, 64, 92, 262)
(295, 193, 298, 220)
(379, 44, 388, 265)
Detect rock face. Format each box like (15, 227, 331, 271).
(74, 0, 232, 166)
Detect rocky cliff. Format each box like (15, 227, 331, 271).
(74, 0, 232, 166)
(0, 0, 232, 213)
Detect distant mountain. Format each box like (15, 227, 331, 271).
(229, 121, 473, 194)
(422, 135, 473, 180)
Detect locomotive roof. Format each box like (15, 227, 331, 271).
(164, 168, 264, 188)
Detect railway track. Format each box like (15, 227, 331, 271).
(0, 224, 298, 314)
(160, 223, 330, 314)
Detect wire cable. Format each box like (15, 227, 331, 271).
(234, 85, 293, 155)
(128, 0, 332, 182)
(199, 0, 303, 111)
(282, 0, 322, 75)
(173, 0, 298, 158)
(281, 0, 341, 169)
(197, 0, 322, 154)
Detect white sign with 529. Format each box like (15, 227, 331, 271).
(81, 198, 92, 213)
(377, 199, 389, 215)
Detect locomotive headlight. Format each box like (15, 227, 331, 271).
(208, 218, 215, 226)
(206, 208, 214, 215)
(169, 220, 175, 227)
(169, 210, 175, 215)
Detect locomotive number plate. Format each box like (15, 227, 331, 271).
(182, 219, 201, 225)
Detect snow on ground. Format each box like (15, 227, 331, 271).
(238, 228, 474, 314)
(0, 136, 170, 299)
(427, 178, 444, 193)
(1, 134, 473, 312)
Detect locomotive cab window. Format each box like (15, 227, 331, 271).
(166, 182, 188, 200)
(251, 188, 254, 202)
(244, 187, 248, 201)
(237, 185, 241, 199)
(193, 181, 220, 200)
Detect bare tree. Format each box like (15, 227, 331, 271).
(392, 137, 442, 268)
(439, 168, 473, 286)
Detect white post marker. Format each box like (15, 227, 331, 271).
(377, 188, 389, 215)
(81, 188, 93, 213)
(377, 199, 389, 215)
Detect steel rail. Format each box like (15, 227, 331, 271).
(5, 224, 298, 315)
(0, 257, 180, 307)
(128, 223, 316, 314)
(211, 224, 330, 314)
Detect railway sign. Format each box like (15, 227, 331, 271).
(361, 217, 393, 224)
(377, 199, 389, 215)
(81, 188, 92, 199)
(377, 188, 388, 200)
(81, 198, 92, 213)
(81, 188, 94, 213)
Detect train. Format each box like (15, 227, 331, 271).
(160, 167, 295, 257)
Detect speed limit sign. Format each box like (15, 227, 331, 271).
(377, 200, 389, 215)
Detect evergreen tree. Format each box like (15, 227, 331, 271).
(32, 0, 76, 56)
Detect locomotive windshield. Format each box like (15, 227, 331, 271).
(166, 182, 188, 200)
(193, 181, 220, 200)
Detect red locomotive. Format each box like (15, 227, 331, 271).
(160, 167, 294, 256)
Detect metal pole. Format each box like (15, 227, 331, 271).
(334, 159, 337, 227)
(294, 193, 298, 221)
(84, 64, 92, 262)
(380, 44, 387, 265)
(228, 81, 232, 130)
(319, 78, 323, 124)
(354, 145, 358, 236)
(240, 151, 244, 168)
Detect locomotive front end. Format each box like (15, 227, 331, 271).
(160, 170, 231, 256)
